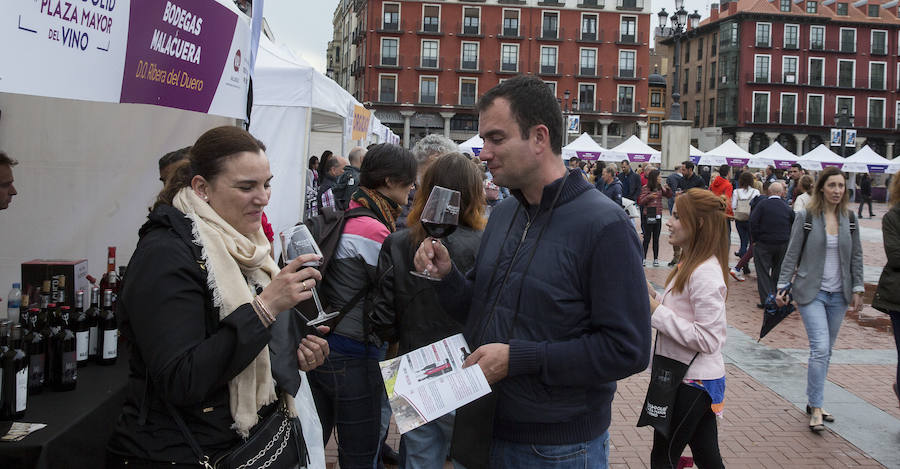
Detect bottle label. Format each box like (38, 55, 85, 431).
(89, 326, 98, 355)
(29, 354, 44, 387)
(103, 329, 118, 359)
(64, 351, 78, 383)
(76, 331, 89, 361)
(16, 367, 28, 412)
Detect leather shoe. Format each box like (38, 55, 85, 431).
(808, 407, 825, 432)
(806, 405, 835, 422)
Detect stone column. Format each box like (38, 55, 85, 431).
(735, 131, 752, 151)
(765, 132, 780, 149)
(661, 120, 692, 171)
(638, 121, 649, 143)
(400, 110, 415, 149)
(440, 111, 455, 138)
(887, 141, 895, 160)
(794, 133, 807, 156)
(598, 119, 613, 148)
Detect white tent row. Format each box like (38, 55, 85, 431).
(691, 140, 897, 174)
(601, 136, 661, 163)
(843, 146, 894, 174)
(562, 133, 606, 160)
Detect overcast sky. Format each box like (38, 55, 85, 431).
(262, 0, 714, 73)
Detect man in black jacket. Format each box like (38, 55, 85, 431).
(316, 154, 347, 211)
(858, 173, 874, 218)
(618, 160, 642, 202)
(750, 182, 795, 306)
(678, 161, 707, 191)
(414, 76, 651, 468)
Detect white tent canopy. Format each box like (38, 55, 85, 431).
(459, 134, 484, 156)
(797, 144, 845, 171)
(562, 133, 606, 160)
(705, 139, 754, 167)
(690, 145, 726, 166)
(749, 142, 798, 169)
(603, 135, 661, 163)
(843, 145, 893, 173)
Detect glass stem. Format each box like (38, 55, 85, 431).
(311, 287, 325, 316)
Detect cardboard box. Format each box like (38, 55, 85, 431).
(21, 260, 90, 306)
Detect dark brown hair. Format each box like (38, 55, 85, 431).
(408, 153, 486, 247)
(153, 126, 263, 211)
(0, 151, 18, 167)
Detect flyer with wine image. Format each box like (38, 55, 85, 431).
(379, 333, 491, 434)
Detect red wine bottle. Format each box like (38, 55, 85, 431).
(73, 291, 89, 367)
(422, 222, 457, 239)
(1, 324, 28, 420)
(86, 287, 100, 361)
(24, 310, 45, 394)
(96, 290, 118, 366)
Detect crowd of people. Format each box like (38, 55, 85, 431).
(4, 74, 894, 468)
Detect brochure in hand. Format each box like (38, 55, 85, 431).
(380, 333, 491, 434)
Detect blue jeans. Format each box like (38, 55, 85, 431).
(489, 431, 609, 469)
(399, 413, 459, 469)
(308, 351, 384, 469)
(799, 290, 848, 408)
(735, 220, 751, 257)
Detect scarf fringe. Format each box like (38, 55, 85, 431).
(185, 213, 225, 311)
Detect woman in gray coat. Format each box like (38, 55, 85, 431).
(873, 174, 900, 408)
(775, 167, 864, 432)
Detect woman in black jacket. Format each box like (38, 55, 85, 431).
(369, 152, 486, 468)
(107, 127, 329, 467)
(873, 173, 900, 407)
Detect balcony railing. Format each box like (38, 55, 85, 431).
(417, 19, 444, 34)
(415, 56, 443, 70)
(457, 21, 483, 37)
(455, 58, 483, 73)
(496, 59, 522, 74)
(575, 63, 601, 77)
(872, 45, 888, 56)
(755, 38, 772, 48)
(497, 24, 522, 38)
(615, 31, 644, 45)
(412, 91, 445, 106)
(616, 65, 640, 79)
(578, 0, 606, 8)
(378, 20, 406, 33)
(616, 0, 644, 10)
(536, 26, 566, 41)
(535, 61, 561, 76)
(783, 40, 799, 50)
(376, 54, 402, 69)
(577, 28, 603, 42)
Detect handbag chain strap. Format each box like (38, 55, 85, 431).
(238, 415, 292, 469)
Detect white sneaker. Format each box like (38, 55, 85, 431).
(642, 260, 647, 267)
(653, 259, 660, 267)
(729, 267, 745, 282)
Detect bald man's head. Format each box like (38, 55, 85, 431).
(768, 181, 785, 196)
(348, 147, 366, 168)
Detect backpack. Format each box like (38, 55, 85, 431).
(290, 205, 377, 326)
(734, 190, 753, 221)
(332, 170, 360, 211)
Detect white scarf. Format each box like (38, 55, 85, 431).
(173, 187, 285, 437)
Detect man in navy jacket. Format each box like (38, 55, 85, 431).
(414, 76, 651, 468)
(750, 182, 795, 306)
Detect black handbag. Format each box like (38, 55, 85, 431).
(166, 399, 308, 469)
(636, 333, 698, 439)
(645, 206, 659, 224)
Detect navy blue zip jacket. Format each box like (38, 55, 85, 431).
(436, 169, 651, 445)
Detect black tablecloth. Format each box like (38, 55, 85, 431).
(0, 351, 129, 469)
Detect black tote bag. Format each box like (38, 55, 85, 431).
(636, 334, 698, 439)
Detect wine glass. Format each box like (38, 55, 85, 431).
(280, 225, 338, 326)
(410, 186, 461, 281)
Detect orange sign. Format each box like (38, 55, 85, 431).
(351, 105, 371, 141)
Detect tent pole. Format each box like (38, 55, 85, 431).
(301, 106, 313, 221)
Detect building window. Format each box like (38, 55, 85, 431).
(581, 14, 598, 41)
(838, 60, 855, 88)
(806, 1, 817, 13)
(837, 97, 854, 120)
(545, 81, 557, 97)
(423, 5, 440, 32)
(868, 4, 880, 17)
(781, 94, 797, 124)
(837, 2, 848, 15)
(722, 23, 738, 47)
(460, 78, 477, 106)
(754, 55, 770, 83)
(379, 74, 397, 102)
(684, 39, 691, 62)
(709, 62, 717, 89)
(711, 32, 717, 55)
(649, 122, 660, 139)
(697, 38, 703, 57)
(870, 62, 886, 90)
(696, 65, 702, 92)
(810, 25, 824, 50)
(463, 7, 480, 35)
(755, 23, 771, 47)
(420, 77, 437, 104)
(708, 98, 716, 126)
(784, 24, 799, 49)
(501, 44, 519, 72)
(502, 9, 519, 37)
(620, 16, 637, 43)
(896, 101, 900, 129)
(542, 11, 559, 39)
(753, 92, 770, 123)
(383, 3, 400, 30)
(619, 50, 635, 78)
(809, 57, 824, 86)
(872, 30, 888, 55)
(381, 38, 398, 66)
(780, 0, 791, 12)
(783, 57, 798, 83)
(683, 68, 689, 94)
(807, 95, 823, 126)
(461, 42, 479, 70)
(578, 84, 595, 111)
(869, 98, 885, 128)
(580, 48, 597, 75)
(540, 46, 557, 74)
(840, 28, 856, 53)
(421, 40, 438, 68)
(694, 100, 701, 126)
(651, 92, 662, 107)
(618, 86, 634, 112)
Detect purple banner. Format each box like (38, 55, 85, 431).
(867, 164, 888, 173)
(577, 151, 602, 161)
(628, 153, 652, 163)
(773, 160, 795, 169)
(689, 156, 701, 164)
(471, 148, 481, 156)
(120, 0, 238, 113)
(726, 157, 750, 167)
(820, 162, 844, 169)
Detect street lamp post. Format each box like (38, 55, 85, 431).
(836, 106, 855, 158)
(657, 2, 700, 120)
(563, 89, 572, 145)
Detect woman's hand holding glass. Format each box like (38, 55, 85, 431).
(257, 254, 322, 315)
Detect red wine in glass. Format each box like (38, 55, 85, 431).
(411, 186, 461, 281)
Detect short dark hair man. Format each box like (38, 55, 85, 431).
(618, 159, 642, 202)
(679, 161, 707, 190)
(158, 146, 191, 183)
(598, 166, 624, 207)
(413, 75, 651, 467)
(750, 182, 794, 307)
(317, 154, 348, 211)
(0, 151, 18, 210)
(786, 163, 803, 204)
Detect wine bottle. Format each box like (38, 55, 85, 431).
(96, 290, 118, 366)
(1, 324, 27, 420)
(39, 281, 51, 317)
(19, 294, 30, 332)
(24, 310, 45, 394)
(50, 306, 77, 391)
(86, 287, 100, 361)
(56, 275, 67, 309)
(43, 303, 59, 388)
(73, 291, 89, 367)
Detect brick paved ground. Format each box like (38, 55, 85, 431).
(323, 201, 899, 468)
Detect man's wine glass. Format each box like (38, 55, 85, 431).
(410, 186, 461, 280)
(280, 225, 338, 326)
